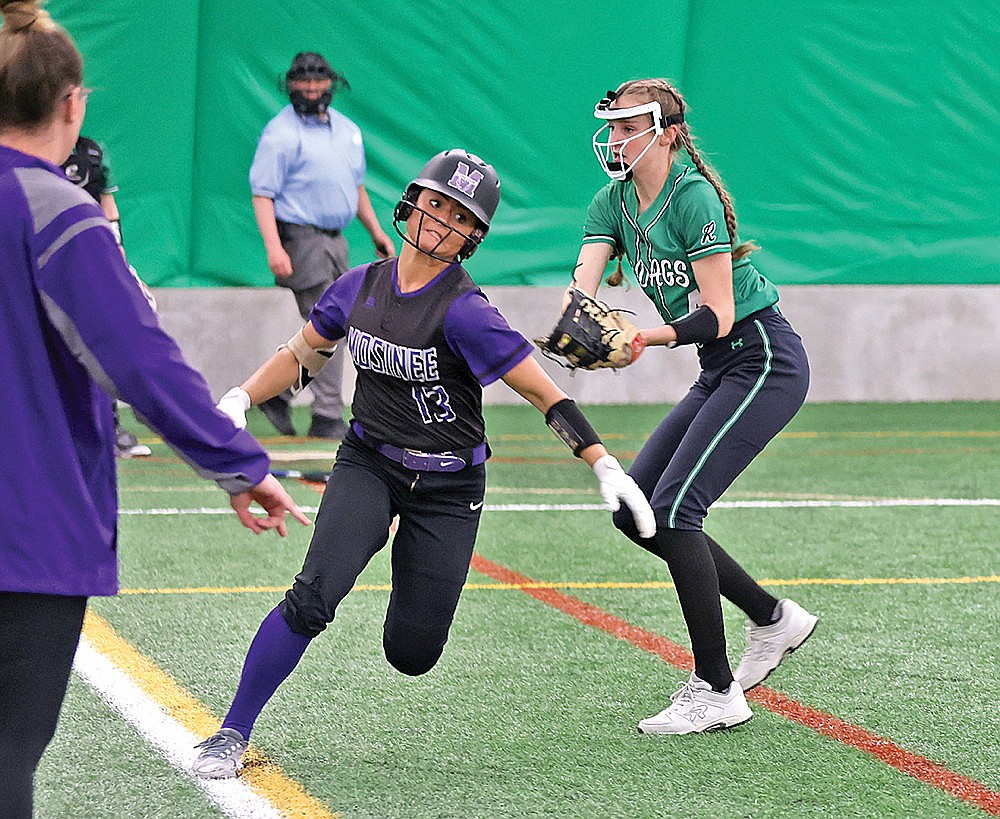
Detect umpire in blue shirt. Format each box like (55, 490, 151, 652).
(250, 52, 395, 439)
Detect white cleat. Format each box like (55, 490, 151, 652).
(638, 673, 753, 735)
(734, 598, 818, 692)
(192, 728, 248, 779)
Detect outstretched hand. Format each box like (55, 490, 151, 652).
(230, 474, 311, 536)
(592, 454, 656, 538)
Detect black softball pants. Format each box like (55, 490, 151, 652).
(612, 308, 809, 689)
(0, 592, 87, 819)
(280, 436, 486, 676)
(625, 308, 810, 533)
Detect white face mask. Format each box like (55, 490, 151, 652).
(591, 99, 665, 181)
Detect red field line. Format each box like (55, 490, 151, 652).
(469, 553, 1000, 817)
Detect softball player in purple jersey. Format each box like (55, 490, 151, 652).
(194, 149, 655, 778)
(0, 3, 307, 815)
(571, 79, 817, 734)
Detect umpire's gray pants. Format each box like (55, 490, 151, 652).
(276, 222, 350, 420)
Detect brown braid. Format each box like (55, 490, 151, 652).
(606, 255, 625, 287)
(613, 78, 759, 262)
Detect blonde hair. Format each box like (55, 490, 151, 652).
(606, 78, 758, 286)
(0, 0, 82, 130)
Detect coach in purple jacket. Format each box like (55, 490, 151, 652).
(0, 3, 309, 816)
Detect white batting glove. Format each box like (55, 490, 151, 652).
(592, 454, 656, 538)
(217, 387, 251, 429)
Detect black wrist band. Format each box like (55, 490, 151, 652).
(545, 398, 602, 457)
(668, 304, 719, 347)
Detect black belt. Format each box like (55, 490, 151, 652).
(350, 421, 488, 473)
(276, 220, 341, 238)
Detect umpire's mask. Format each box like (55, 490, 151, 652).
(282, 52, 347, 116)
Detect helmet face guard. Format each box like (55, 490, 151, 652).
(592, 99, 664, 181)
(393, 190, 483, 263)
(591, 89, 684, 181)
(392, 150, 501, 262)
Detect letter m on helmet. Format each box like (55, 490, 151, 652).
(447, 162, 484, 197)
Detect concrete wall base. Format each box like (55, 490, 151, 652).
(152, 285, 1000, 405)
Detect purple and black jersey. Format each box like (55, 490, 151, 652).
(310, 258, 533, 453)
(0, 146, 270, 597)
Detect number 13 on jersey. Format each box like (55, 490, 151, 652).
(412, 385, 456, 424)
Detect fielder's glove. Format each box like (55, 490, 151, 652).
(217, 386, 251, 429)
(534, 288, 646, 370)
(592, 454, 656, 538)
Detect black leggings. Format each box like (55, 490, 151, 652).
(0, 592, 87, 819)
(612, 309, 808, 689)
(280, 436, 485, 675)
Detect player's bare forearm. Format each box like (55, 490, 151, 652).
(577, 442, 609, 467)
(691, 253, 736, 336)
(501, 355, 566, 413)
(99, 192, 120, 222)
(502, 358, 609, 467)
(638, 324, 679, 347)
(241, 348, 301, 406)
(569, 243, 614, 297)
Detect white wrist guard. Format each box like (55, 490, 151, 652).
(280, 326, 336, 394)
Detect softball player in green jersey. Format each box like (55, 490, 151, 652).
(570, 78, 817, 734)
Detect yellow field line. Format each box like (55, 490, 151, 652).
(82, 611, 339, 818)
(119, 575, 1000, 596)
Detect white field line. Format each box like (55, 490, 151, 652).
(72, 638, 284, 819)
(120, 498, 1000, 516)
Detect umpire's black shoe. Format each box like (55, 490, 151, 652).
(258, 396, 295, 436)
(308, 415, 347, 440)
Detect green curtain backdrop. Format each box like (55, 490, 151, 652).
(47, 1, 1000, 286)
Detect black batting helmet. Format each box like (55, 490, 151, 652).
(393, 150, 502, 261)
(399, 150, 500, 229)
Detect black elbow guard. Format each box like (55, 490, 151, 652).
(545, 398, 602, 456)
(668, 304, 719, 347)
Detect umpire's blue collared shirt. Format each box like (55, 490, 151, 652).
(249, 104, 366, 231)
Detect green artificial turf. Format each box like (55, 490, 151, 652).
(35, 402, 999, 818)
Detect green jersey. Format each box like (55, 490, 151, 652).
(583, 161, 778, 322)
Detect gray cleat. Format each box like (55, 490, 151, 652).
(192, 728, 248, 779)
